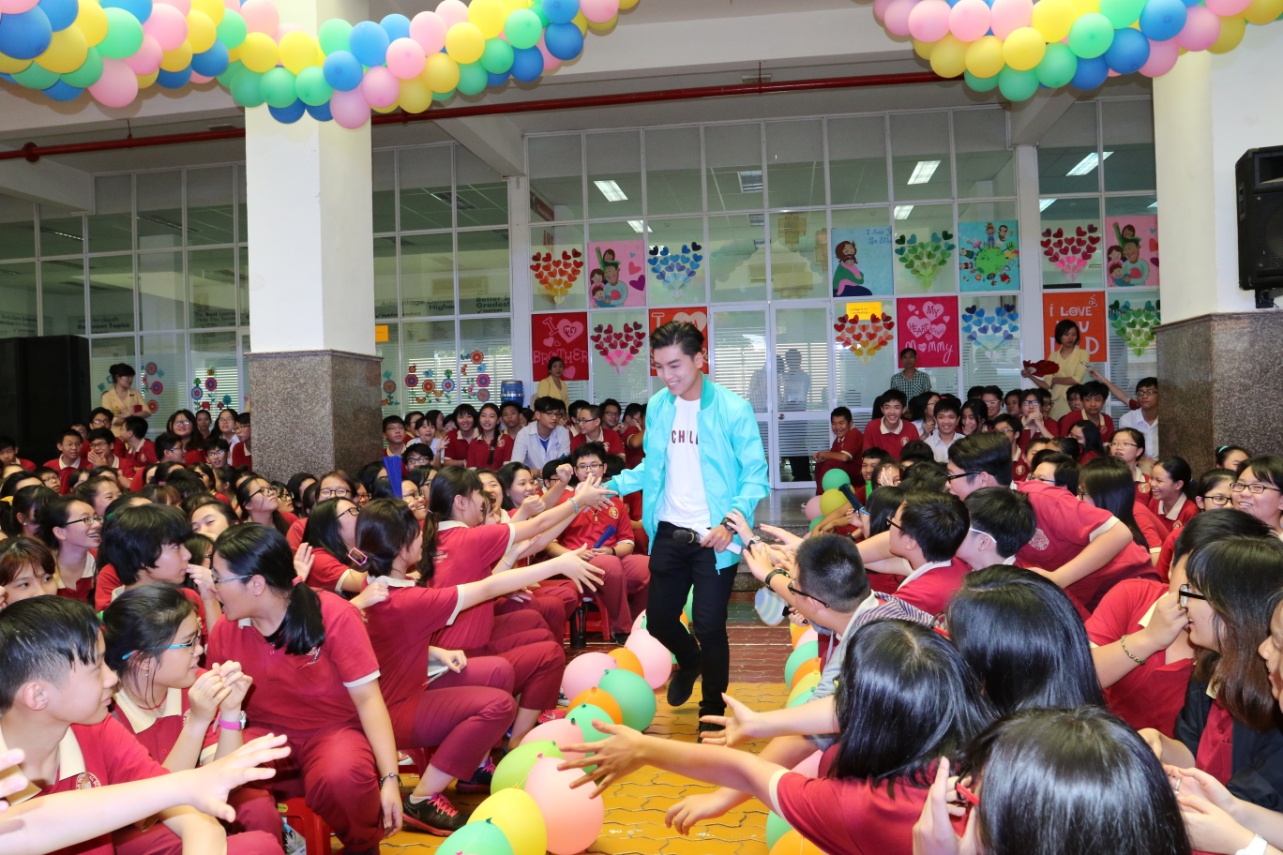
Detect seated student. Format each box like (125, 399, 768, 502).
(187, 494, 238, 541)
(406, 413, 442, 461)
(863, 390, 919, 462)
(1003, 388, 1022, 417)
(1023, 435, 1058, 475)
(1054, 383, 1088, 436)
(953, 487, 1037, 571)
(1066, 418, 1105, 464)
(235, 475, 296, 537)
(898, 441, 936, 469)
(1029, 450, 1080, 495)
(512, 397, 571, 472)
(1231, 456, 1283, 535)
(561, 621, 995, 855)
(1154, 469, 1237, 579)
(465, 403, 515, 470)
(990, 413, 1030, 481)
(119, 416, 157, 474)
(101, 586, 281, 846)
(1149, 456, 1199, 536)
(206, 524, 405, 852)
(569, 404, 625, 461)
(1017, 388, 1060, 449)
(958, 400, 985, 436)
(1219, 445, 1252, 473)
(980, 385, 1005, 423)
(83, 429, 132, 480)
(857, 448, 893, 502)
(35, 495, 102, 604)
(95, 505, 217, 626)
(1111, 427, 1153, 498)
(0, 537, 58, 607)
(907, 392, 939, 438)
(381, 415, 410, 460)
(229, 413, 252, 471)
(809, 407, 862, 496)
(73, 477, 121, 524)
(0, 597, 281, 855)
(620, 403, 645, 470)
(883, 491, 970, 615)
(1079, 456, 1167, 552)
(131, 433, 185, 493)
(402, 445, 433, 473)
(42, 429, 88, 494)
(1073, 381, 1117, 445)
(1094, 371, 1160, 459)
(923, 398, 961, 464)
(1140, 537, 1283, 810)
(0, 435, 36, 472)
(301, 497, 367, 595)
(499, 401, 524, 443)
(440, 405, 480, 467)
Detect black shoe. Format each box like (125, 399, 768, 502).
(402, 792, 468, 836)
(667, 666, 700, 707)
(454, 756, 495, 795)
(612, 631, 630, 646)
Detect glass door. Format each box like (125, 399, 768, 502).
(709, 308, 773, 487)
(772, 303, 833, 491)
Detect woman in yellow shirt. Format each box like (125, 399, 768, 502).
(101, 363, 149, 438)
(534, 356, 571, 407)
(1022, 320, 1091, 420)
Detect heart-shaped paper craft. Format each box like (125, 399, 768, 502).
(922, 302, 945, 322)
(906, 316, 931, 338)
(557, 319, 584, 343)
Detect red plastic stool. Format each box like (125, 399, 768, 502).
(279, 797, 332, 855)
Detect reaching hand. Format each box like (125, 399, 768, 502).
(293, 544, 314, 583)
(556, 463, 575, 485)
(350, 577, 391, 611)
(913, 758, 978, 855)
(741, 541, 776, 584)
(186, 564, 216, 599)
(556, 547, 606, 593)
(518, 495, 546, 519)
(724, 510, 754, 543)
(191, 734, 290, 822)
(665, 790, 741, 836)
(759, 525, 803, 550)
(1177, 793, 1257, 855)
(696, 694, 758, 747)
(557, 720, 648, 798)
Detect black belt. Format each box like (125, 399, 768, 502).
(658, 521, 701, 543)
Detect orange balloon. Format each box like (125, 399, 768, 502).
(568, 687, 623, 724)
(789, 658, 822, 689)
(607, 647, 645, 678)
(790, 623, 808, 647)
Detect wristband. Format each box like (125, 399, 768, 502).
(1119, 634, 1147, 665)
(378, 772, 399, 788)
(765, 568, 791, 588)
(569, 497, 581, 515)
(218, 712, 246, 731)
(1236, 836, 1267, 855)
(607, 546, 616, 556)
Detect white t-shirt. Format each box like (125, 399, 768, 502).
(1119, 409, 1158, 458)
(658, 396, 710, 529)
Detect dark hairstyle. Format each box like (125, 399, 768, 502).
(897, 491, 968, 562)
(57, 427, 82, 445)
(138, 484, 181, 506)
(623, 402, 643, 420)
(35, 493, 94, 551)
(1050, 436, 1082, 461)
(962, 707, 1191, 855)
(1171, 508, 1270, 569)
(992, 414, 1022, 436)
(932, 398, 960, 419)
(948, 432, 1013, 487)
(382, 415, 406, 431)
(567, 400, 589, 421)
(1186, 536, 1283, 732)
(959, 400, 986, 434)
(1065, 383, 1086, 402)
(899, 346, 918, 358)
(533, 396, 566, 415)
(966, 385, 985, 401)
(831, 621, 994, 789)
(650, 321, 704, 357)
(108, 363, 136, 381)
(184, 493, 238, 528)
(546, 356, 564, 371)
(234, 411, 250, 427)
(86, 427, 115, 449)
(1154, 457, 1196, 502)
(1216, 445, 1251, 468)
(1135, 376, 1158, 392)
(165, 470, 208, 503)
(1078, 457, 1147, 547)
(1069, 419, 1105, 456)
(186, 533, 215, 567)
(122, 415, 148, 440)
(1196, 468, 1236, 506)
(452, 404, 479, 426)
(427, 466, 483, 522)
(202, 436, 230, 456)
(1113, 427, 1146, 453)
(0, 435, 16, 452)
(303, 497, 359, 568)
(1081, 381, 1109, 402)
(234, 474, 291, 535)
(167, 410, 202, 449)
(6, 485, 58, 539)
(471, 402, 503, 464)
(906, 392, 935, 423)
(102, 583, 197, 675)
(0, 597, 101, 714)
(1238, 455, 1283, 490)
(496, 461, 533, 511)
(1031, 451, 1080, 495)
(99, 504, 191, 585)
(880, 388, 907, 408)
(0, 536, 56, 588)
(154, 432, 182, 458)
(899, 440, 935, 467)
(570, 441, 609, 472)
(982, 385, 1004, 401)
(1053, 319, 1081, 343)
(213, 524, 325, 655)
(286, 473, 318, 507)
(794, 535, 869, 612)
(865, 486, 905, 537)
(861, 447, 893, 466)
(354, 498, 432, 582)
(402, 445, 434, 467)
(964, 488, 1036, 558)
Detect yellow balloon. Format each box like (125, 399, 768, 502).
(238, 31, 279, 73)
(500, 0, 530, 14)
(468, 790, 547, 855)
(1072, 0, 1101, 14)
(0, 55, 32, 73)
(912, 37, 936, 59)
(75, 0, 109, 48)
(587, 16, 617, 32)
(444, 22, 485, 64)
(161, 42, 193, 73)
(137, 70, 160, 88)
(399, 78, 433, 113)
(423, 52, 461, 93)
(929, 34, 968, 78)
(187, 11, 218, 53)
(965, 34, 1006, 77)
(372, 100, 400, 114)
(787, 672, 821, 705)
(468, 0, 506, 38)
(1031, 0, 1076, 41)
(1244, 0, 1283, 23)
(1208, 14, 1246, 52)
(226, 46, 240, 63)
(1002, 26, 1047, 70)
(620, 0, 639, 8)
(190, 0, 225, 25)
(36, 26, 89, 74)
(572, 11, 588, 33)
(818, 489, 846, 517)
(279, 30, 319, 74)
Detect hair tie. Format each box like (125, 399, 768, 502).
(292, 576, 303, 587)
(0, 496, 12, 505)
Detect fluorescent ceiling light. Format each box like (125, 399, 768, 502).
(893, 205, 915, 220)
(738, 170, 763, 193)
(1066, 151, 1113, 177)
(907, 160, 940, 185)
(1039, 198, 1057, 212)
(593, 180, 628, 202)
(627, 220, 649, 234)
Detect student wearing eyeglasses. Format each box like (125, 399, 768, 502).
(300, 498, 367, 595)
(1154, 470, 1238, 579)
(1231, 456, 1283, 535)
(235, 476, 297, 537)
(569, 405, 625, 462)
(36, 495, 102, 604)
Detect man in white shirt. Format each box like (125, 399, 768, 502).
(924, 398, 962, 464)
(511, 396, 571, 471)
(1116, 377, 1159, 459)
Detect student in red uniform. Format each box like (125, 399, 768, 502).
(862, 390, 919, 461)
(6, 485, 56, 542)
(952, 487, 1037, 572)
(188, 494, 238, 540)
(558, 621, 996, 855)
(85, 429, 133, 481)
(1111, 427, 1151, 498)
(235, 476, 296, 537)
(0, 596, 282, 855)
(883, 491, 969, 616)
(207, 524, 405, 853)
(75, 476, 123, 521)
(496, 460, 585, 630)
(229, 413, 252, 471)
(1066, 418, 1105, 464)
(1017, 388, 1059, 450)
(1073, 381, 1117, 445)
(0, 537, 59, 607)
(42, 428, 89, 494)
(1149, 456, 1199, 536)
(353, 500, 604, 834)
(36, 496, 101, 603)
(465, 404, 514, 470)
(1079, 456, 1166, 551)
(440, 405, 480, 467)
(1154, 469, 1237, 579)
(97, 505, 218, 627)
(302, 498, 368, 595)
(989, 414, 1029, 481)
(810, 407, 863, 495)
(0, 435, 36, 472)
(1230, 456, 1283, 535)
(101, 585, 281, 845)
(620, 403, 645, 470)
(569, 405, 625, 461)
(166, 411, 204, 467)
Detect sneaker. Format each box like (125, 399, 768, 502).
(557, 691, 570, 708)
(666, 665, 700, 707)
(401, 792, 468, 836)
(455, 758, 495, 795)
(612, 631, 630, 646)
(537, 708, 567, 724)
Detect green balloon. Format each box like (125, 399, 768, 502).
(62, 48, 104, 88)
(1099, 0, 1146, 28)
(598, 668, 657, 732)
(295, 66, 333, 106)
(784, 640, 818, 686)
(216, 9, 247, 51)
(216, 59, 245, 89)
(531, 0, 550, 26)
(439, 821, 515, 855)
(766, 812, 794, 850)
(229, 68, 265, 108)
(1067, 13, 1115, 59)
(684, 588, 694, 624)
(1036, 43, 1078, 88)
(480, 38, 515, 75)
(432, 89, 455, 102)
(964, 68, 1001, 90)
(492, 740, 563, 792)
(567, 703, 613, 743)
(821, 468, 851, 491)
(787, 688, 815, 708)
(997, 66, 1039, 101)
(504, 9, 543, 49)
(99, 8, 145, 60)
(14, 63, 58, 90)
(318, 18, 352, 55)
(808, 516, 823, 531)
(457, 61, 488, 95)
(260, 67, 298, 109)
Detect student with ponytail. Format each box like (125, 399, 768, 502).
(300, 497, 366, 594)
(466, 403, 514, 470)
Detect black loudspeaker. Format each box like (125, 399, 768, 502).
(1237, 145, 1283, 292)
(0, 336, 91, 465)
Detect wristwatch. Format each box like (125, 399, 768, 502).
(218, 712, 246, 731)
(764, 568, 791, 588)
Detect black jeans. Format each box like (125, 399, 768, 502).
(647, 521, 739, 715)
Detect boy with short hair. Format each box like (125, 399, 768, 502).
(1072, 381, 1116, 444)
(569, 404, 625, 460)
(954, 487, 1037, 570)
(862, 389, 919, 461)
(811, 407, 863, 494)
(500, 401, 524, 441)
(42, 429, 90, 495)
(132, 433, 184, 492)
(980, 386, 1004, 421)
(924, 399, 961, 463)
(858, 448, 893, 500)
(119, 416, 156, 474)
(0, 435, 35, 472)
(96, 504, 216, 621)
(1056, 384, 1087, 433)
(85, 428, 132, 479)
(381, 415, 407, 458)
(886, 491, 971, 615)
(512, 396, 571, 471)
(230, 413, 252, 470)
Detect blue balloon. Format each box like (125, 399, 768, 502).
(269, 100, 307, 124)
(1104, 28, 1150, 74)
(305, 101, 333, 122)
(543, 0, 579, 24)
(349, 20, 390, 67)
(0, 7, 53, 61)
(42, 80, 82, 101)
(379, 13, 412, 41)
(486, 70, 510, 87)
(322, 50, 364, 91)
(100, 0, 153, 23)
(1138, 0, 1186, 41)
(38, 0, 79, 31)
(510, 46, 544, 82)
(543, 21, 583, 60)
(191, 41, 230, 77)
(156, 66, 192, 89)
(1070, 54, 1110, 89)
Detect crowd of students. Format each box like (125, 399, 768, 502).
(1, 330, 1281, 855)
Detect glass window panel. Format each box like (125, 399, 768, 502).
(831, 206, 895, 297)
(191, 331, 240, 417)
(1102, 101, 1156, 193)
(399, 145, 453, 232)
(89, 175, 133, 254)
(775, 307, 832, 409)
(38, 207, 85, 257)
(961, 295, 1023, 396)
(0, 262, 38, 337)
(711, 309, 767, 405)
(954, 108, 1014, 198)
(402, 319, 456, 414)
(587, 309, 649, 404)
(645, 126, 702, 216)
(374, 237, 399, 319)
(958, 200, 1020, 292)
(770, 211, 827, 300)
(891, 113, 951, 202)
(892, 204, 957, 294)
(709, 214, 767, 303)
(706, 124, 763, 213)
(89, 337, 136, 417)
(400, 232, 455, 317)
(237, 246, 248, 326)
(530, 222, 586, 311)
(458, 317, 511, 408)
(828, 115, 888, 205)
(1038, 102, 1100, 195)
(372, 149, 398, 234)
(0, 196, 35, 260)
(1104, 287, 1159, 420)
(140, 334, 185, 423)
(139, 252, 184, 331)
(189, 248, 237, 328)
(1039, 196, 1104, 289)
(185, 166, 235, 246)
(237, 166, 248, 244)
(137, 171, 183, 250)
(835, 329, 896, 414)
(456, 148, 508, 228)
(1104, 196, 1159, 290)
(766, 120, 825, 209)
(645, 215, 705, 307)
(587, 131, 642, 220)
(42, 259, 86, 334)
(458, 229, 510, 315)
(529, 135, 583, 221)
(88, 254, 134, 335)
(374, 321, 400, 419)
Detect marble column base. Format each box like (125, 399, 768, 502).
(246, 349, 382, 482)
(1156, 311, 1283, 473)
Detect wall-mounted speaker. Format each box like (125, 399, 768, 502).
(0, 336, 90, 465)
(1237, 145, 1283, 293)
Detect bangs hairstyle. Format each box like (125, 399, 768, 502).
(1170, 508, 1270, 568)
(354, 498, 432, 582)
(0, 597, 101, 715)
(1185, 536, 1283, 732)
(99, 504, 192, 585)
(427, 465, 483, 521)
(497, 461, 532, 511)
(1238, 455, 1283, 488)
(832, 621, 994, 790)
(1078, 457, 1147, 548)
(304, 497, 359, 563)
(1070, 420, 1104, 455)
(0, 536, 57, 587)
(949, 433, 1013, 486)
(103, 583, 197, 675)
(794, 535, 869, 612)
(183, 493, 238, 527)
(213, 524, 325, 656)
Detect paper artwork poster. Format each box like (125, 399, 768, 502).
(586, 240, 647, 308)
(530, 246, 585, 308)
(958, 220, 1020, 291)
(1103, 215, 1159, 288)
(532, 312, 590, 381)
(649, 307, 709, 376)
(896, 296, 960, 368)
(1043, 292, 1108, 363)
(893, 227, 956, 293)
(831, 227, 893, 297)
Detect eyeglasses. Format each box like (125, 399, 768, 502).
(246, 485, 278, 502)
(1232, 481, 1281, 495)
(66, 514, 104, 527)
(576, 462, 605, 472)
(172, 420, 191, 427)
(1137, 389, 1158, 397)
(403, 490, 422, 499)
(1178, 584, 1208, 609)
(120, 637, 200, 661)
(786, 582, 829, 609)
(945, 472, 973, 482)
(968, 527, 993, 541)
(319, 487, 350, 498)
(575, 417, 600, 425)
(887, 519, 903, 533)
(340, 506, 360, 518)
(1201, 494, 1234, 507)
(1110, 442, 1139, 449)
(211, 575, 247, 586)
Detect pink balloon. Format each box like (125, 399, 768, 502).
(435, 0, 469, 28)
(873, 0, 895, 19)
(142, 4, 188, 52)
(385, 37, 426, 79)
(360, 66, 400, 108)
(0, 0, 40, 13)
(1204, 0, 1251, 14)
(949, 0, 992, 41)
(89, 58, 140, 109)
(536, 36, 562, 72)
(239, 0, 280, 35)
(522, 718, 588, 765)
(561, 652, 616, 700)
(330, 88, 371, 129)
(190, 72, 212, 83)
(156, 0, 191, 15)
(624, 629, 673, 690)
(630, 609, 648, 634)
(525, 757, 606, 855)
(1139, 37, 1179, 76)
(410, 10, 448, 53)
(1176, 5, 1220, 50)
(124, 35, 163, 75)
(883, 0, 919, 38)
(908, 0, 952, 42)
(223, 0, 238, 9)
(579, 0, 621, 23)
(803, 496, 822, 520)
(792, 751, 822, 778)
(796, 627, 819, 649)
(989, 0, 1033, 39)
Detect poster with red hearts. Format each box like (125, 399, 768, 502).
(896, 296, 960, 368)
(532, 312, 590, 381)
(530, 246, 585, 308)
(1042, 292, 1108, 362)
(648, 307, 709, 376)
